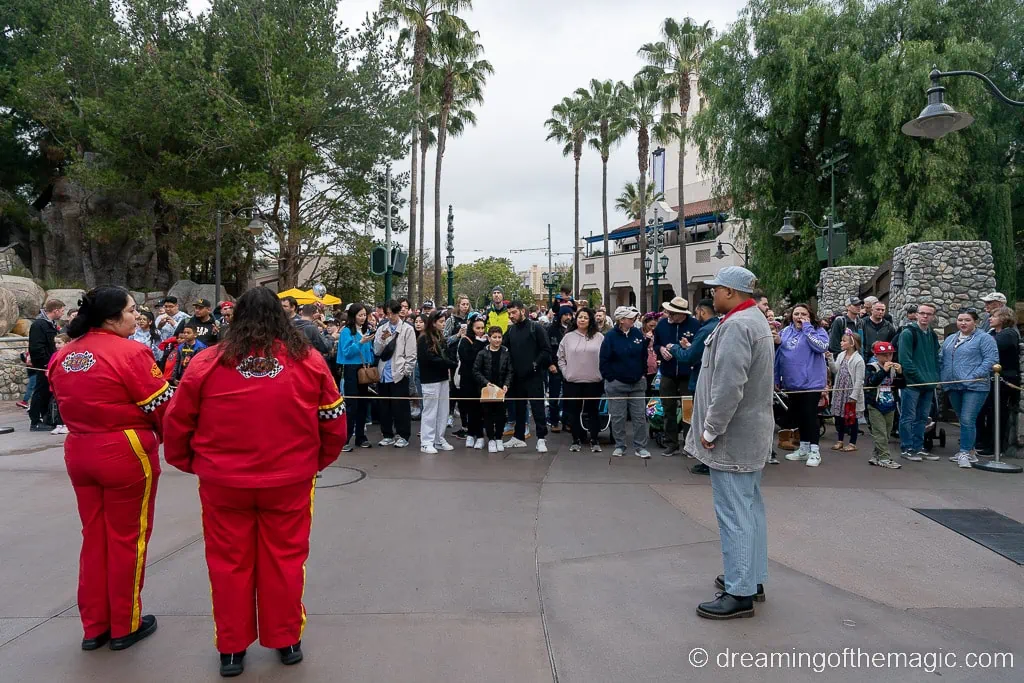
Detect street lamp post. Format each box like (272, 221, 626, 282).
(714, 240, 748, 267)
(542, 271, 561, 309)
(902, 67, 1023, 140)
(215, 207, 267, 306)
(644, 208, 669, 310)
(775, 209, 844, 267)
(445, 205, 455, 307)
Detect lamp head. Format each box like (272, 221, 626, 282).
(714, 242, 727, 260)
(901, 70, 974, 139)
(246, 217, 267, 236)
(775, 214, 798, 242)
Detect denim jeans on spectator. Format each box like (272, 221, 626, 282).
(899, 387, 933, 452)
(945, 389, 987, 453)
(23, 372, 37, 402)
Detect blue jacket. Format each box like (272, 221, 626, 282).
(669, 316, 719, 392)
(337, 326, 375, 365)
(653, 315, 700, 378)
(599, 325, 649, 385)
(940, 330, 997, 392)
(774, 323, 829, 391)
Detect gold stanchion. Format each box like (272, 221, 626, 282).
(973, 364, 1022, 474)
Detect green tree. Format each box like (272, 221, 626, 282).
(639, 17, 715, 300)
(615, 180, 666, 221)
(691, 0, 1024, 301)
(544, 94, 591, 297)
(447, 256, 531, 309)
(382, 0, 473, 307)
(426, 21, 492, 303)
(576, 78, 625, 306)
(617, 71, 676, 309)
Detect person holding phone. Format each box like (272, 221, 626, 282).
(337, 304, 376, 450)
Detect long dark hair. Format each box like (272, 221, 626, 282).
(345, 303, 370, 334)
(424, 310, 447, 354)
(67, 286, 130, 339)
(218, 287, 308, 366)
(575, 307, 599, 339)
(137, 308, 159, 344)
(790, 302, 821, 329)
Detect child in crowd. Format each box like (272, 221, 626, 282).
(162, 324, 208, 385)
(46, 334, 70, 434)
(828, 329, 865, 452)
(864, 341, 902, 469)
(472, 326, 512, 453)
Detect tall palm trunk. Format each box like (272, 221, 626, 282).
(408, 25, 429, 306)
(434, 88, 453, 302)
(419, 142, 428, 301)
(677, 75, 690, 306)
(637, 127, 649, 310)
(573, 153, 580, 295)
(601, 156, 610, 307)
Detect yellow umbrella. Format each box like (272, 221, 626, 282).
(317, 292, 342, 306)
(277, 288, 318, 305)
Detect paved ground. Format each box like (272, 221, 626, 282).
(1, 405, 1022, 682)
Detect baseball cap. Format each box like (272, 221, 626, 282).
(845, 296, 862, 306)
(421, 299, 435, 309)
(704, 266, 758, 294)
(980, 292, 1007, 303)
(218, 301, 234, 310)
(872, 341, 895, 355)
(194, 298, 212, 309)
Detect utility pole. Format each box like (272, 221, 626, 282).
(547, 224, 553, 290)
(817, 143, 849, 268)
(384, 165, 393, 302)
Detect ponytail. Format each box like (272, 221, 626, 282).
(67, 286, 130, 339)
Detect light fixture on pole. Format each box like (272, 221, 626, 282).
(776, 209, 844, 267)
(714, 240, 748, 267)
(646, 208, 668, 310)
(446, 205, 455, 307)
(902, 67, 1023, 140)
(774, 214, 798, 241)
(542, 270, 560, 309)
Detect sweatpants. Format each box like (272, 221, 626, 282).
(867, 406, 895, 460)
(199, 479, 316, 654)
(562, 381, 603, 443)
(710, 468, 768, 598)
(65, 429, 160, 639)
(420, 380, 450, 447)
(605, 379, 648, 449)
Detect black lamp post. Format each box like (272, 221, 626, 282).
(902, 67, 1023, 140)
(445, 205, 455, 307)
(215, 208, 267, 306)
(644, 208, 668, 310)
(714, 240, 748, 267)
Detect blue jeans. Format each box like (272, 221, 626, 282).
(899, 387, 933, 452)
(710, 468, 768, 598)
(946, 390, 987, 452)
(23, 372, 37, 402)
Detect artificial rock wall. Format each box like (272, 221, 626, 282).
(817, 266, 877, 318)
(0, 337, 29, 402)
(889, 241, 996, 329)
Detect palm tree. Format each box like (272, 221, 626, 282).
(576, 79, 624, 307)
(544, 95, 590, 296)
(617, 71, 676, 310)
(615, 180, 666, 221)
(382, 0, 472, 306)
(639, 17, 714, 305)
(427, 21, 492, 300)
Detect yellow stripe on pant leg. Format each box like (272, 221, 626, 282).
(124, 429, 153, 634)
(197, 481, 218, 649)
(299, 477, 316, 638)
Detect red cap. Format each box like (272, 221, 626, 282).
(872, 341, 895, 354)
(219, 301, 234, 309)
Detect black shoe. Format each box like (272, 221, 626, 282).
(278, 642, 303, 665)
(453, 429, 468, 439)
(359, 440, 372, 449)
(81, 631, 110, 651)
(715, 575, 765, 602)
(109, 615, 157, 650)
(30, 423, 50, 432)
(219, 651, 246, 677)
(696, 592, 755, 620)
(976, 447, 994, 456)
(662, 446, 680, 457)
(690, 462, 710, 475)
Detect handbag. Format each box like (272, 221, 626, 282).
(842, 400, 857, 427)
(357, 363, 380, 385)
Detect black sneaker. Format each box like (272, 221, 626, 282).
(359, 440, 372, 449)
(278, 642, 303, 665)
(696, 592, 755, 620)
(715, 575, 765, 602)
(81, 630, 110, 651)
(109, 615, 157, 650)
(662, 446, 680, 457)
(30, 423, 50, 432)
(690, 462, 710, 475)
(453, 429, 468, 439)
(219, 651, 246, 677)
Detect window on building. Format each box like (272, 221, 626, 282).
(585, 263, 595, 274)
(696, 249, 711, 263)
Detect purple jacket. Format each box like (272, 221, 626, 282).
(774, 323, 829, 391)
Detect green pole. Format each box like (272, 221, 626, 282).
(447, 265, 454, 307)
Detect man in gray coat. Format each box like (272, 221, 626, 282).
(685, 266, 775, 620)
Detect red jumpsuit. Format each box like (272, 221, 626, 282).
(163, 344, 346, 654)
(48, 329, 173, 640)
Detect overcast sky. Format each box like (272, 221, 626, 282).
(189, 0, 747, 269)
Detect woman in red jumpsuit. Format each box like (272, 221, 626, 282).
(49, 286, 174, 651)
(163, 286, 346, 678)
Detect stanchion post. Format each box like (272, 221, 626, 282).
(972, 364, 1022, 473)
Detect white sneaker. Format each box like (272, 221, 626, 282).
(536, 438, 548, 453)
(806, 451, 821, 467)
(612, 446, 625, 457)
(955, 452, 975, 468)
(378, 437, 396, 447)
(949, 451, 978, 463)
(503, 437, 527, 449)
(785, 449, 809, 461)
(466, 436, 476, 448)
(435, 440, 455, 451)
(474, 438, 485, 450)
(635, 449, 651, 459)
(420, 444, 438, 454)
(901, 450, 922, 462)
(393, 437, 409, 448)
(591, 443, 602, 453)
(496, 439, 505, 452)
(50, 426, 62, 435)
(487, 440, 497, 453)
(920, 451, 940, 461)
